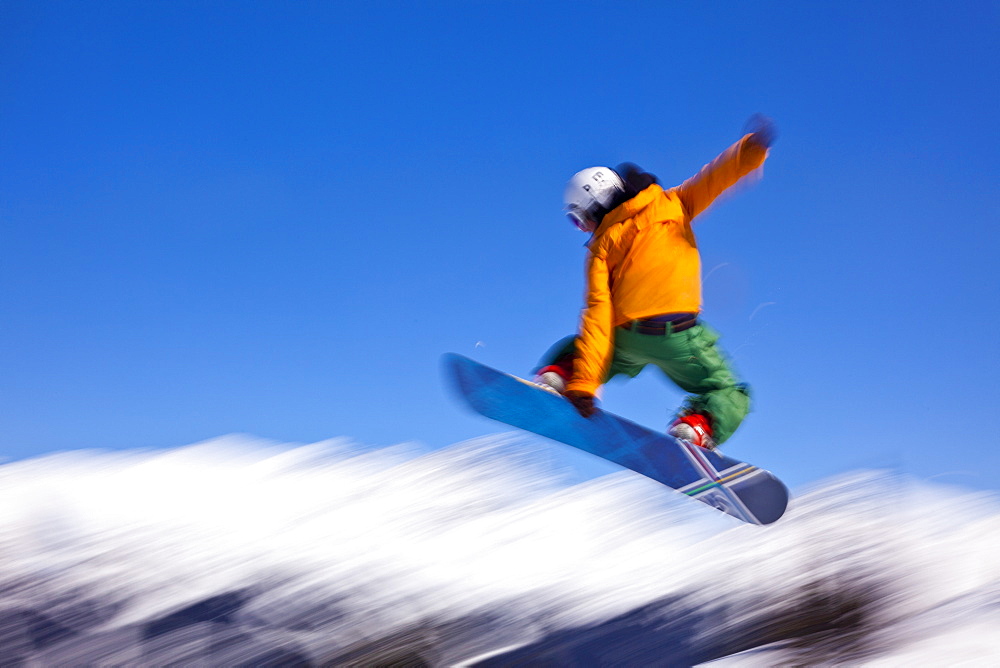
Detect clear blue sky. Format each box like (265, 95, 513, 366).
(2, 1, 997, 491)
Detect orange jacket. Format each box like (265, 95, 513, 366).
(566, 134, 769, 396)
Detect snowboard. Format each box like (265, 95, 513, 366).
(443, 353, 788, 525)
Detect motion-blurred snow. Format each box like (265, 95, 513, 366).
(0, 434, 997, 666)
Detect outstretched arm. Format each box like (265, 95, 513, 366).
(677, 115, 776, 220)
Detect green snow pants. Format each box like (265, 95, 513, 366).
(539, 321, 751, 446)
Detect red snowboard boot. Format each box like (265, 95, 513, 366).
(669, 413, 716, 450)
(533, 356, 574, 395)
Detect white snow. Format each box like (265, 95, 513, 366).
(0, 434, 997, 664)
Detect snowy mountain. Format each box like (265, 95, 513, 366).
(1, 435, 997, 666)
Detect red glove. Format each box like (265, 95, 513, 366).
(565, 390, 597, 418)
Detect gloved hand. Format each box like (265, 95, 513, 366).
(744, 113, 778, 148)
(565, 390, 597, 418)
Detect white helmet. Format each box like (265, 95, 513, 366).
(563, 166, 626, 233)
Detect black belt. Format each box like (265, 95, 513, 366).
(621, 313, 699, 335)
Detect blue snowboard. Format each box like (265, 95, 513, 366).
(444, 353, 788, 525)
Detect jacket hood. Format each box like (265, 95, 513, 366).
(593, 183, 664, 239)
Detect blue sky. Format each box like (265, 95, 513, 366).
(2, 1, 997, 492)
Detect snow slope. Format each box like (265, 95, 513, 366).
(1, 435, 997, 666)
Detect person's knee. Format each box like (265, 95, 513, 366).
(536, 335, 578, 373)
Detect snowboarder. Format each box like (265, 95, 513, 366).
(534, 115, 777, 450)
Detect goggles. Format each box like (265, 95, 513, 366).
(566, 207, 596, 233)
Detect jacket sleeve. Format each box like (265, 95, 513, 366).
(676, 134, 769, 220)
(566, 251, 615, 397)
